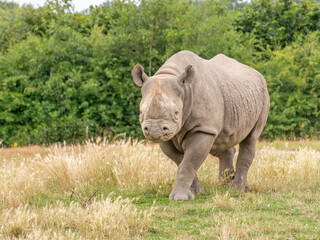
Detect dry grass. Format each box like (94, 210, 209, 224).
(36, 139, 175, 193)
(1, 197, 154, 239)
(0, 139, 319, 239)
(199, 145, 320, 193)
(257, 139, 320, 151)
(0, 139, 175, 210)
(251, 146, 320, 191)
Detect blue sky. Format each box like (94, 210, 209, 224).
(13, 0, 107, 12)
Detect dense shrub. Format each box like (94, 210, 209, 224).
(258, 32, 320, 139)
(235, 0, 320, 51)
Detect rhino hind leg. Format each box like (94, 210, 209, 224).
(216, 147, 236, 181)
(232, 106, 268, 191)
(231, 138, 256, 191)
(159, 141, 204, 195)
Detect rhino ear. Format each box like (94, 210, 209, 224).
(132, 64, 148, 87)
(177, 64, 195, 86)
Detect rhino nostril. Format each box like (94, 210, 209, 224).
(163, 126, 169, 132)
(144, 126, 149, 133)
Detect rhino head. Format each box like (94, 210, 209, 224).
(132, 64, 194, 142)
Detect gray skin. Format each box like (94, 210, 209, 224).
(132, 50, 269, 201)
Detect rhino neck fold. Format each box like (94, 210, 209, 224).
(181, 84, 193, 126)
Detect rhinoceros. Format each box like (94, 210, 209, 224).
(132, 50, 269, 201)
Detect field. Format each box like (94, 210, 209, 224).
(0, 140, 319, 239)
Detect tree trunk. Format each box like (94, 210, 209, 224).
(149, 38, 152, 76)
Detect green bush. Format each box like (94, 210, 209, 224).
(235, 0, 320, 51)
(258, 32, 320, 139)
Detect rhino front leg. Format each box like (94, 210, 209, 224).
(232, 139, 256, 190)
(160, 141, 204, 194)
(169, 132, 215, 201)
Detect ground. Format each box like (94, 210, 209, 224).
(0, 140, 319, 239)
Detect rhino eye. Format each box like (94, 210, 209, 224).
(173, 111, 179, 121)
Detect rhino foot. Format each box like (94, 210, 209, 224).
(191, 179, 204, 194)
(169, 186, 195, 201)
(232, 169, 250, 191)
(231, 181, 250, 191)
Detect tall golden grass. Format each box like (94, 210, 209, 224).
(0, 139, 319, 239)
(0, 139, 175, 210)
(1, 197, 154, 239)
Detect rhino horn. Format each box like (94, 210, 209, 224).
(146, 94, 166, 119)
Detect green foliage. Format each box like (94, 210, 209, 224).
(258, 32, 320, 139)
(0, 0, 319, 145)
(235, 0, 320, 52)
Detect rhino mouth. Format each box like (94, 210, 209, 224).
(147, 138, 163, 143)
(147, 134, 174, 143)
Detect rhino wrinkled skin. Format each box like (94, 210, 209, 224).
(132, 50, 269, 201)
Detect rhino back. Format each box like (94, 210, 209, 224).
(155, 50, 203, 76)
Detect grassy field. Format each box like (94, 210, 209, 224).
(0, 139, 319, 239)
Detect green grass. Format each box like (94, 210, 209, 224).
(24, 186, 320, 239)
